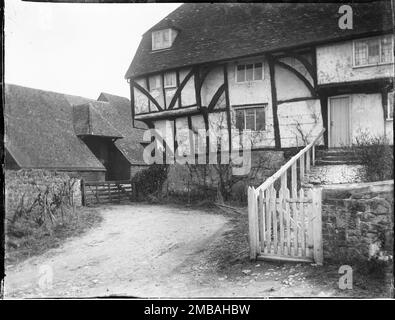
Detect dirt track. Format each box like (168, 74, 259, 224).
(4, 204, 389, 298)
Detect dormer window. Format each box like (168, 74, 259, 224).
(152, 28, 177, 51)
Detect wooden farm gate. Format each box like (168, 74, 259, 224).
(247, 129, 325, 264)
(81, 180, 135, 206)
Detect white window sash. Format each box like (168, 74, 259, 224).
(353, 35, 394, 67)
(235, 62, 264, 83)
(152, 29, 172, 51)
(236, 106, 266, 131)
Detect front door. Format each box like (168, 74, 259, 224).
(329, 96, 351, 147)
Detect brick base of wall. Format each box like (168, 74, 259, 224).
(164, 150, 285, 203)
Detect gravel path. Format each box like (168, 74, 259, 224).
(4, 204, 229, 298)
(4, 203, 388, 298)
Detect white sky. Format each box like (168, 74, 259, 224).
(4, 0, 181, 99)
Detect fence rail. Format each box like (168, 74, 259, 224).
(81, 180, 135, 206)
(248, 129, 325, 264)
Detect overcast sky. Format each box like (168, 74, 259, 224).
(5, 1, 181, 99)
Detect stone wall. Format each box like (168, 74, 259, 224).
(164, 150, 285, 202)
(322, 180, 394, 264)
(5, 169, 82, 221)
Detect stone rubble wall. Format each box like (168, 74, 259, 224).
(321, 180, 394, 263)
(5, 169, 82, 221)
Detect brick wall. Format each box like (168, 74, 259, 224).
(322, 180, 394, 264)
(5, 169, 82, 221)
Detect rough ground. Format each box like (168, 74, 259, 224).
(4, 204, 390, 298)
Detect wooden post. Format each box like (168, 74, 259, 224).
(108, 183, 112, 203)
(312, 187, 323, 265)
(81, 179, 86, 206)
(248, 187, 258, 260)
(312, 145, 316, 166)
(265, 189, 271, 254)
(300, 153, 305, 185)
(258, 189, 265, 252)
(306, 148, 311, 172)
(270, 185, 277, 254)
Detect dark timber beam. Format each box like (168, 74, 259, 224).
(267, 54, 281, 149)
(278, 51, 317, 86)
(129, 82, 135, 128)
(131, 80, 163, 111)
(168, 68, 196, 110)
(223, 64, 232, 153)
(161, 73, 167, 109)
(176, 71, 181, 108)
(207, 84, 225, 111)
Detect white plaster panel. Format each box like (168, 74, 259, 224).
(278, 99, 324, 148)
(275, 65, 312, 101)
(350, 93, 385, 141)
(201, 66, 224, 107)
(317, 40, 394, 85)
(385, 120, 393, 144)
(179, 68, 197, 107)
(175, 117, 191, 155)
(134, 78, 149, 114)
(227, 56, 272, 106)
(154, 119, 174, 153)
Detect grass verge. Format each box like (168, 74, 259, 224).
(5, 207, 103, 266)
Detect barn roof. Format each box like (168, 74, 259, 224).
(125, 2, 393, 78)
(4, 84, 147, 170)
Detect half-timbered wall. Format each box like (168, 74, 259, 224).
(131, 51, 327, 155)
(316, 38, 394, 85)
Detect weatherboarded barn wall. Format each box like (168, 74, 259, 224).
(321, 181, 394, 264)
(5, 170, 82, 221)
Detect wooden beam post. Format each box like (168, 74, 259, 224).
(80, 179, 86, 206)
(267, 54, 281, 149)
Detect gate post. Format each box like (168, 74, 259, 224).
(248, 187, 259, 260)
(312, 187, 323, 265)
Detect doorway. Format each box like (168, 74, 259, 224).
(329, 96, 351, 147)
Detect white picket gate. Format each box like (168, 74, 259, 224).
(247, 129, 325, 264)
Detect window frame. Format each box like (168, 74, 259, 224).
(152, 28, 173, 51)
(353, 35, 394, 68)
(235, 62, 264, 83)
(163, 72, 177, 89)
(234, 105, 267, 131)
(387, 91, 394, 121)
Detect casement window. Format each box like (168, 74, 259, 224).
(235, 105, 266, 131)
(236, 62, 263, 83)
(149, 75, 161, 91)
(388, 91, 394, 120)
(353, 35, 393, 67)
(152, 28, 176, 51)
(164, 72, 177, 88)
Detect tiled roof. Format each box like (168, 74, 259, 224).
(125, 2, 393, 78)
(4, 84, 147, 169)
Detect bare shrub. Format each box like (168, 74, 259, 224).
(352, 133, 393, 182)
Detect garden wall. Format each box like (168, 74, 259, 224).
(5, 169, 82, 221)
(321, 180, 393, 264)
